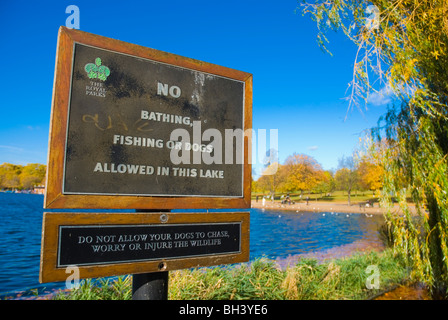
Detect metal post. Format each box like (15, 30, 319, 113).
(132, 209, 169, 300)
(132, 271, 168, 300)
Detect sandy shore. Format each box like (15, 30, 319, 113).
(251, 200, 420, 215)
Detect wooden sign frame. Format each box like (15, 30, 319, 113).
(45, 26, 252, 209)
(40, 211, 249, 283)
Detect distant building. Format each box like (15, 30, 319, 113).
(33, 185, 45, 194)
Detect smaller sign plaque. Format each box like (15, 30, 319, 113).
(58, 223, 241, 267)
(40, 211, 249, 283)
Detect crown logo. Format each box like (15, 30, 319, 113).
(84, 57, 110, 81)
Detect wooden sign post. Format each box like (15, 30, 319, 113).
(40, 27, 252, 300)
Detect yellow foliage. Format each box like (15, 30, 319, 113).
(357, 157, 384, 191)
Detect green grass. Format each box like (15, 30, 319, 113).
(53, 248, 409, 300)
(53, 275, 132, 300)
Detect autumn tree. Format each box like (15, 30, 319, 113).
(20, 163, 46, 189)
(256, 162, 286, 197)
(312, 170, 335, 198)
(301, 0, 448, 297)
(0, 163, 22, 190)
(0, 163, 46, 190)
(357, 156, 384, 194)
(334, 156, 359, 205)
(251, 176, 261, 194)
(282, 153, 326, 196)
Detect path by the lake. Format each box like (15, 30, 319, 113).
(251, 200, 420, 215)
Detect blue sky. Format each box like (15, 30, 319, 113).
(0, 0, 390, 175)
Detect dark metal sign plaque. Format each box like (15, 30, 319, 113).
(58, 222, 241, 267)
(63, 43, 245, 197)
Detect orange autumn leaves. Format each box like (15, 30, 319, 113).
(254, 153, 383, 195)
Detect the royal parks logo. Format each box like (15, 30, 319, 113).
(85, 57, 110, 81)
(84, 57, 109, 98)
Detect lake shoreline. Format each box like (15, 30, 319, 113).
(251, 200, 420, 215)
(274, 238, 386, 269)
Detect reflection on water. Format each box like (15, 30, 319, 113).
(0, 193, 385, 297)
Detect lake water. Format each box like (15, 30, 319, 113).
(0, 193, 385, 298)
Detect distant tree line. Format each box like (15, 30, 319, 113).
(252, 152, 383, 205)
(0, 163, 46, 190)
